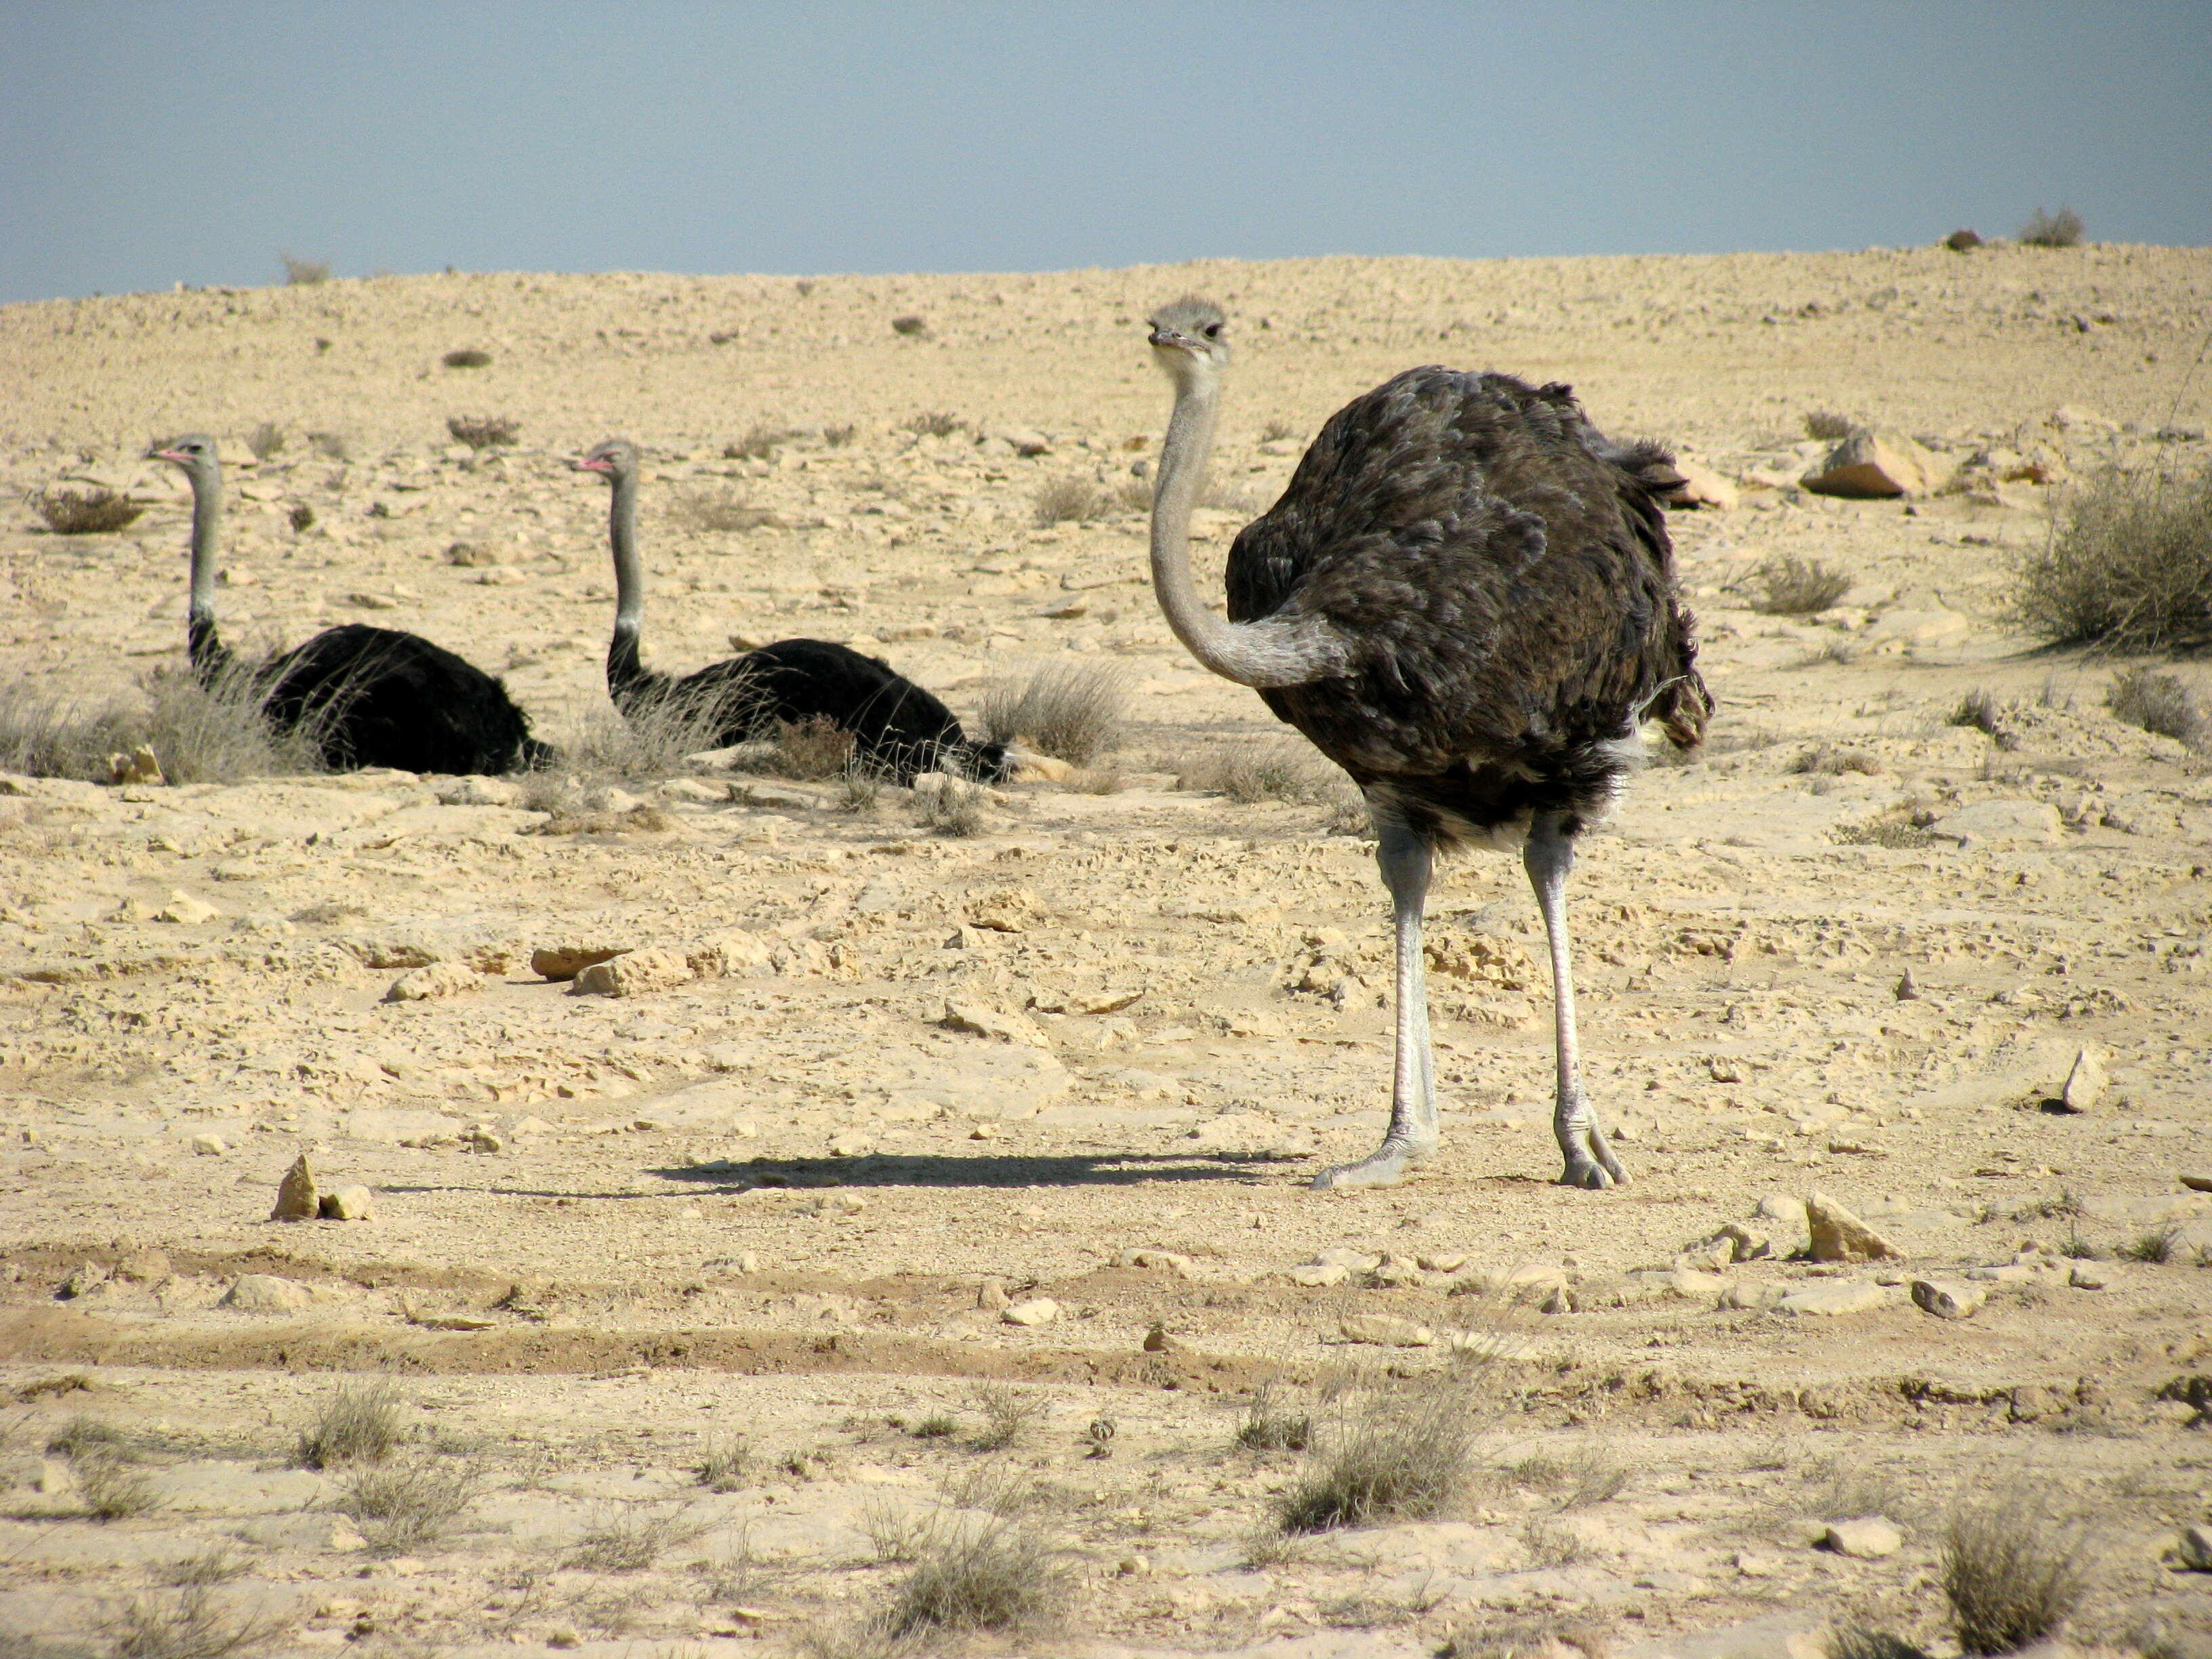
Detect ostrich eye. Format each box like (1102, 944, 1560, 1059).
(1204, 323, 1222, 338)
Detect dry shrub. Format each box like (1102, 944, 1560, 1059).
(915, 777, 985, 838)
(969, 1382, 1040, 1452)
(1949, 689, 2023, 750)
(861, 1494, 932, 1564)
(1439, 1615, 1605, 1659)
(445, 414, 518, 449)
(287, 504, 314, 531)
(764, 714, 856, 780)
(905, 410, 962, 438)
(1202, 477, 1266, 514)
(1235, 1381, 1313, 1452)
(672, 487, 781, 533)
(568, 1502, 711, 1572)
(47, 1414, 127, 1458)
(569, 682, 753, 784)
(823, 422, 858, 447)
(308, 431, 350, 461)
(1942, 1493, 2091, 1654)
(1805, 411, 1857, 441)
(723, 423, 806, 459)
(1033, 476, 1104, 527)
(109, 1583, 286, 1659)
(1750, 555, 1851, 614)
(2120, 1227, 2179, 1264)
(2105, 666, 2203, 747)
(979, 662, 1128, 764)
(839, 763, 883, 813)
(1792, 743, 1882, 776)
(1519, 1514, 1588, 1568)
(1113, 476, 1155, 512)
(1829, 1629, 1932, 1659)
(2013, 463, 2212, 649)
(33, 486, 144, 534)
(1179, 742, 1351, 813)
(890, 314, 929, 337)
(2020, 206, 2084, 248)
(697, 1434, 750, 1492)
(241, 422, 286, 461)
(165, 1545, 245, 1589)
(281, 253, 329, 285)
(336, 1456, 477, 1551)
(1275, 1379, 1481, 1534)
(0, 661, 324, 785)
(885, 1511, 1063, 1638)
(78, 1448, 163, 1521)
(441, 348, 491, 369)
(1261, 418, 1300, 443)
(1946, 228, 1985, 252)
(912, 1412, 957, 1440)
(296, 1381, 401, 1469)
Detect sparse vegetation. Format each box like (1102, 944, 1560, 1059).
(243, 422, 285, 460)
(33, 485, 144, 534)
(1275, 1381, 1480, 1534)
(1519, 1514, 1589, 1568)
(762, 714, 856, 780)
(47, 1414, 128, 1458)
(2020, 206, 2085, 249)
(1260, 419, 1300, 443)
(1114, 475, 1155, 512)
(1940, 1494, 2090, 1655)
(164, 1545, 246, 1589)
(1437, 1614, 1601, 1659)
(823, 422, 857, 447)
(1949, 689, 2020, 748)
(698, 1434, 751, 1492)
(671, 487, 781, 533)
(1945, 229, 1984, 252)
(109, 1582, 284, 1659)
(1750, 555, 1851, 615)
(970, 1382, 1041, 1452)
(441, 348, 492, 369)
(0, 659, 327, 786)
(1235, 1381, 1314, 1452)
(1033, 476, 1105, 526)
(281, 253, 329, 285)
(308, 430, 350, 460)
(724, 424, 806, 460)
(1805, 411, 1856, 441)
(446, 414, 518, 449)
(1179, 743, 1351, 813)
(77, 1447, 163, 1521)
(905, 411, 962, 438)
(885, 1511, 1062, 1638)
(979, 661, 1128, 764)
(861, 1494, 930, 1564)
(1791, 744, 1881, 776)
(288, 504, 314, 532)
(839, 761, 884, 813)
(2106, 666, 2203, 747)
(568, 1502, 711, 1572)
(2009, 462, 2212, 649)
(336, 1456, 477, 1551)
(1829, 1628, 1933, 1659)
(890, 314, 929, 337)
(296, 1380, 403, 1469)
(912, 1411, 958, 1439)
(2121, 1227, 2179, 1264)
(915, 776, 985, 837)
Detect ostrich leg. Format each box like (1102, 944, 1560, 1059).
(1312, 821, 1439, 1189)
(1525, 811, 1626, 1189)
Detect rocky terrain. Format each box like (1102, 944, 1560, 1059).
(0, 243, 2209, 1658)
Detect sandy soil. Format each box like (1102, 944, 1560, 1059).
(1, 244, 2209, 1659)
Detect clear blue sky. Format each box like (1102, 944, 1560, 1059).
(4, 1, 2207, 305)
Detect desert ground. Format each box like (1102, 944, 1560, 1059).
(0, 243, 2209, 1659)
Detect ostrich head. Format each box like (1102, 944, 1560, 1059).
(148, 433, 220, 485)
(572, 437, 637, 481)
(1147, 297, 1229, 386)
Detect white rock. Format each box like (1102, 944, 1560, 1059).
(1910, 1278, 1986, 1319)
(1288, 1262, 1350, 1287)
(318, 1185, 375, 1221)
(383, 960, 480, 1002)
(190, 1133, 226, 1157)
(1805, 1192, 1904, 1262)
(1803, 430, 1944, 497)
(1777, 1280, 1889, 1317)
(153, 891, 219, 925)
(1002, 1297, 1059, 1326)
(2175, 1523, 2212, 1572)
(222, 1274, 314, 1313)
(571, 947, 695, 998)
(1670, 459, 1739, 510)
(1115, 1249, 1195, 1277)
(942, 1000, 1049, 1048)
(2059, 1046, 2108, 1112)
(1340, 1313, 1433, 1347)
(1821, 1517, 1903, 1558)
(2068, 1263, 2113, 1290)
(1930, 800, 2063, 846)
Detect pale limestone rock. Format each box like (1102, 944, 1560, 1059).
(941, 1000, 1048, 1048)
(1720, 1280, 1785, 1311)
(1719, 1222, 1774, 1261)
(1114, 1249, 1195, 1277)
(689, 931, 773, 977)
(59, 1263, 109, 1298)
(572, 947, 695, 997)
(190, 1133, 226, 1156)
(1288, 1262, 1350, 1287)
(1002, 1297, 1059, 1327)
(1803, 430, 1944, 497)
(1340, 1313, 1433, 1347)
(153, 890, 218, 924)
(222, 1273, 313, 1313)
(2175, 1523, 2212, 1572)
(1670, 459, 1739, 510)
(1821, 1517, 1903, 1558)
(1929, 799, 2062, 845)
(383, 960, 480, 1002)
(1805, 1192, 1904, 1262)
(966, 888, 1045, 933)
(2068, 1263, 2113, 1290)
(2059, 1046, 2108, 1112)
(1777, 1279, 1889, 1316)
(531, 943, 628, 981)
(270, 1154, 318, 1221)
(1910, 1278, 1986, 1319)
(319, 1185, 375, 1221)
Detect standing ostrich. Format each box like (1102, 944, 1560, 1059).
(1142, 300, 1711, 1190)
(151, 435, 552, 775)
(573, 437, 1012, 785)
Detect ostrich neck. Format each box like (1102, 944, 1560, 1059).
(186, 468, 224, 670)
(607, 472, 648, 699)
(1151, 371, 1343, 691)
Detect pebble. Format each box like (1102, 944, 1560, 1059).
(1002, 1297, 1059, 1327)
(1416, 1252, 1468, 1273)
(829, 1133, 876, 1158)
(1115, 1249, 1195, 1277)
(1820, 1517, 1904, 1558)
(222, 1273, 314, 1313)
(1370, 1254, 1425, 1288)
(2176, 1524, 2212, 1572)
(1776, 1280, 1889, 1317)
(190, 1133, 226, 1156)
(1340, 1313, 1433, 1347)
(2181, 1174, 2212, 1193)
(1805, 1192, 1904, 1263)
(383, 960, 480, 1002)
(2068, 1263, 2112, 1290)
(2056, 1045, 2109, 1113)
(1720, 1280, 1784, 1311)
(1717, 1222, 1773, 1261)
(977, 1280, 1010, 1310)
(270, 1153, 319, 1221)
(153, 890, 219, 924)
(318, 1185, 375, 1221)
(1910, 1277, 1986, 1319)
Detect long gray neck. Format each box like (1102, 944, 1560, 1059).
(1151, 369, 1347, 690)
(609, 469, 643, 633)
(186, 463, 222, 655)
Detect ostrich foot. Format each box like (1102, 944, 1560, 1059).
(1555, 1112, 1626, 1191)
(1310, 1136, 1434, 1191)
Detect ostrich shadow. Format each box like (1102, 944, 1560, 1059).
(651, 1148, 1303, 1191)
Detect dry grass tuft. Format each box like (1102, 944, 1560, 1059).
(109, 1583, 286, 1659)
(2119, 1227, 2179, 1264)
(912, 1411, 958, 1440)
(2020, 206, 2085, 248)
(885, 1511, 1063, 1638)
(1033, 476, 1105, 526)
(336, 1456, 477, 1552)
(1805, 411, 1857, 441)
(670, 487, 781, 533)
(915, 776, 985, 838)
(164, 1545, 246, 1589)
(697, 1434, 751, 1492)
(33, 485, 145, 534)
(2105, 667, 2203, 747)
(441, 348, 492, 369)
(764, 714, 857, 780)
(1828, 1629, 1933, 1659)
(565, 682, 752, 786)
(2011, 463, 2212, 649)
(47, 1414, 128, 1458)
(281, 253, 329, 285)
(1275, 1380, 1481, 1534)
(723, 423, 806, 459)
(1750, 556, 1851, 615)
(979, 662, 1128, 764)
(296, 1381, 402, 1469)
(568, 1502, 712, 1572)
(1438, 1614, 1605, 1659)
(1941, 1494, 2091, 1654)
(1235, 1381, 1313, 1452)
(77, 1448, 163, 1522)
(905, 410, 962, 438)
(1179, 743, 1355, 818)
(890, 314, 929, 337)
(970, 1382, 1041, 1452)
(1792, 743, 1882, 777)
(243, 422, 286, 460)
(0, 660, 323, 786)
(1519, 1514, 1589, 1568)
(445, 413, 518, 449)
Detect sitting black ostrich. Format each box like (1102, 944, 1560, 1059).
(572, 437, 1011, 785)
(1141, 300, 1711, 1191)
(151, 435, 552, 775)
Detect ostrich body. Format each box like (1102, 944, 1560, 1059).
(152, 436, 551, 775)
(575, 438, 1010, 785)
(1143, 300, 1710, 1190)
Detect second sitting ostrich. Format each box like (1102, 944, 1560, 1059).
(1142, 300, 1710, 1190)
(573, 438, 1012, 785)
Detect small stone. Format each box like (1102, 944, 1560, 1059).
(319, 1185, 375, 1221)
(222, 1273, 314, 1313)
(1910, 1277, 1986, 1319)
(1734, 1551, 1778, 1578)
(1929, 800, 2063, 846)
(941, 1000, 1049, 1048)
(1668, 459, 1738, 510)
(1664, 1267, 1730, 1298)
(2180, 1174, 2212, 1193)
(2067, 1263, 2112, 1290)
(1894, 968, 1919, 1000)
(966, 888, 1045, 933)
(571, 947, 694, 997)
(190, 1133, 226, 1156)
(1720, 1280, 1785, 1311)
(58, 1263, 110, 1299)
(1315, 1246, 1383, 1272)
(1370, 1254, 1426, 1288)
(383, 960, 480, 1002)
(2175, 1523, 2212, 1572)
(270, 1153, 319, 1221)
(977, 1280, 1010, 1310)
(2057, 1046, 2108, 1113)
(153, 890, 218, 924)
(530, 943, 628, 981)
(828, 1133, 876, 1158)
(1820, 1517, 1903, 1559)
(1114, 1249, 1195, 1277)
(1340, 1313, 1433, 1347)
(1803, 430, 1940, 498)
(1288, 1262, 1349, 1288)
(1141, 1323, 1174, 1353)
(1757, 1193, 1809, 1225)
(1002, 1297, 1059, 1327)
(115, 1248, 171, 1283)
(1805, 1191, 1904, 1262)
(1675, 1237, 1735, 1273)
(1718, 1222, 1773, 1261)
(1416, 1252, 1468, 1273)
(1778, 1280, 1889, 1317)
